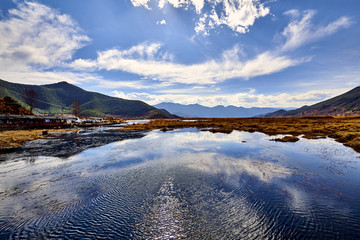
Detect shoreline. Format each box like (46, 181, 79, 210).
(1, 116, 359, 154)
(113, 116, 360, 153)
(0, 128, 80, 150)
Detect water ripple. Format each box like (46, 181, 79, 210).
(1, 129, 360, 239)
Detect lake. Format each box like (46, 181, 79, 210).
(1, 126, 360, 239)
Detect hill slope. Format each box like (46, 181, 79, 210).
(154, 102, 283, 118)
(0, 79, 172, 118)
(264, 87, 360, 117)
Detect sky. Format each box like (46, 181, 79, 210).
(0, 0, 359, 108)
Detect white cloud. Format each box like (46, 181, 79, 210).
(70, 58, 97, 70)
(281, 9, 353, 51)
(156, 85, 218, 94)
(296, 71, 360, 89)
(131, 0, 152, 9)
(0, 1, 93, 84)
(0, 1, 90, 70)
(194, 13, 208, 35)
(73, 9, 353, 86)
(189, 0, 205, 14)
(1, 1, 352, 110)
(196, 0, 270, 35)
(157, 19, 167, 25)
(95, 79, 173, 90)
(1, 71, 102, 85)
(131, 0, 271, 35)
(72, 43, 299, 84)
(112, 88, 349, 108)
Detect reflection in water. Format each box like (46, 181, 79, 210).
(1, 128, 360, 239)
(139, 177, 187, 239)
(187, 153, 293, 183)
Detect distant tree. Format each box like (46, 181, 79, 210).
(0, 96, 31, 115)
(72, 100, 81, 117)
(80, 109, 104, 118)
(23, 88, 38, 114)
(3, 96, 17, 114)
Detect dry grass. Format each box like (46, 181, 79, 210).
(115, 117, 360, 153)
(0, 128, 79, 148)
(270, 136, 300, 143)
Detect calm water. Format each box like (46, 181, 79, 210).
(1, 127, 360, 239)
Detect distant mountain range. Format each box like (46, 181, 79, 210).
(154, 102, 285, 118)
(2, 78, 357, 119)
(0, 79, 173, 118)
(264, 86, 360, 117)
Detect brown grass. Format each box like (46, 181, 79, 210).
(114, 117, 360, 153)
(270, 136, 300, 143)
(0, 128, 79, 148)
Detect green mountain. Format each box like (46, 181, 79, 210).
(264, 87, 360, 117)
(0, 79, 173, 118)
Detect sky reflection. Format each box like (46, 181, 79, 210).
(1, 128, 360, 239)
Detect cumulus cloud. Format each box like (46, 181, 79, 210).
(195, 0, 270, 35)
(71, 42, 299, 84)
(70, 8, 353, 86)
(0, 1, 90, 70)
(0, 1, 93, 84)
(281, 9, 353, 51)
(131, 0, 271, 35)
(112, 88, 349, 108)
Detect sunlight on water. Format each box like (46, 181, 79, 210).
(1, 128, 360, 239)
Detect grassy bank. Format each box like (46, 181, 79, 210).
(115, 117, 360, 153)
(0, 128, 79, 148)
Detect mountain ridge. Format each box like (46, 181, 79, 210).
(154, 102, 284, 118)
(264, 87, 360, 117)
(0, 79, 173, 118)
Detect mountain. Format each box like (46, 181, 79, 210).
(264, 87, 360, 117)
(261, 109, 288, 117)
(154, 102, 283, 118)
(0, 79, 173, 118)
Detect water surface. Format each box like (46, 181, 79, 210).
(1, 128, 360, 239)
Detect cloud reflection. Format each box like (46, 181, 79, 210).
(1, 128, 359, 237)
(187, 153, 293, 183)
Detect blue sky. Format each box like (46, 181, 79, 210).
(0, 0, 359, 107)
